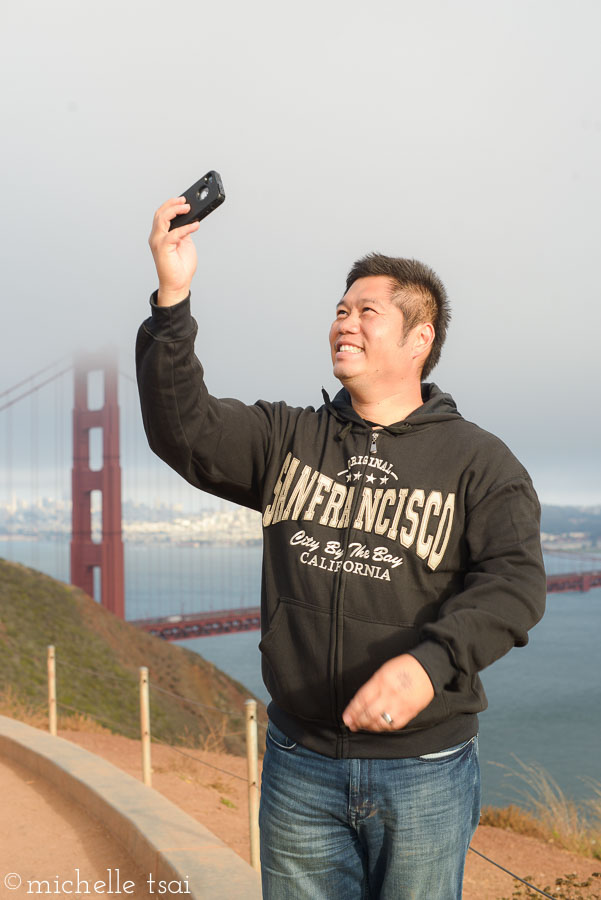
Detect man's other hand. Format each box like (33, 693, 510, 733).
(342, 654, 435, 732)
(148, 197, 200, 307)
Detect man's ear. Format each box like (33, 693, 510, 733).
(412, 322, 435, 362)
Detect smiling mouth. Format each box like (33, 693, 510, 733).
(337, 344, 363, 354)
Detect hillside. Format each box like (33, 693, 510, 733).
(541, 504, 601, 546)
(0, 558, 266, 755)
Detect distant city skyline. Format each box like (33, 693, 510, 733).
(2, 493, 600, 542)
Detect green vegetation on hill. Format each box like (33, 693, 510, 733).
(0, 558, 266, 755)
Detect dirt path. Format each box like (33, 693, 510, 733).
(3, 724, 600, 899)
(0, 755, 151, 899)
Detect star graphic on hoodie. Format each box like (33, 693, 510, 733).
(353, 471, 362, 481)
(365, 473, 376, 484)
(380, 475, 389, 485)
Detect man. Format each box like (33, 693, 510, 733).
(136, 196, 546, 899)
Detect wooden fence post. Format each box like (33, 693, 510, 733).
(139, 667, 152, 787)
(47, 645, 57, 736)
(245, 699, 260, 873)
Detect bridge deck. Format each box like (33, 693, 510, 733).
(131, 571, 600, 641)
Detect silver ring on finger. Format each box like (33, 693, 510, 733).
(381, 711, 393, 726)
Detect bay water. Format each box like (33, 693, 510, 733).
(4, 538, 599, 810)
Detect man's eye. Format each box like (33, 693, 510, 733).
(337, 309, 348, 317)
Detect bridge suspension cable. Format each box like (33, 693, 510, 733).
(0, 355, 72, 399)
(0, 365, 72, 413)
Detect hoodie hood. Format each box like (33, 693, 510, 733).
(322, 382, 462, 440)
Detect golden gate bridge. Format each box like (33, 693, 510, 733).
(1, 353, 599, 642)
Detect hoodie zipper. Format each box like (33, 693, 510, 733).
(333, 427, 382, 755)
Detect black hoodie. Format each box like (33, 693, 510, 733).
(136, 294, 546, 759)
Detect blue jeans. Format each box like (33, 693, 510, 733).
(259, 721, 480, 899)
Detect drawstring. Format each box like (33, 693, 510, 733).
(323, 388, 415, 443)
(334, 420, 413, 442)
(335, 421, 353, 442)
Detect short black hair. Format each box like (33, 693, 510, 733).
(345, 253, 451, 379)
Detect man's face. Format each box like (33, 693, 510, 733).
(329, 276, 412, 391)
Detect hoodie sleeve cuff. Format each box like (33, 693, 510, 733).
(408, 641, 457, 695)
(142, 290, 196, 341)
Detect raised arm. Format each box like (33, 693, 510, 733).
(137, 197, 277, 510)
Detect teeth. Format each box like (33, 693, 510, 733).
(339, 345, 362, 353)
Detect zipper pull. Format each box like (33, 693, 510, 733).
(370, 432, 378, 454)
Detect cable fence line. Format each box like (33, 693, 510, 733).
(149, 735, 248, 783)
(57, 698, 252, 780)
(149, 682, 243, 716)
(45, 644, 262, 871)
(57, 659, 138, 685)
(149, 681, 262, 722)
(468, 847, 558, 899)
(44, 645, 564, 889)
(55, 701, 142, 742)
(52, 655, 257, 746)
(148, 679, 246, 749)
(149, 682, 267, 731)
(54, 651, 261, 722)
(52, 648, 267, 741)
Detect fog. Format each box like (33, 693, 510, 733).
(2, 0, 600, 504)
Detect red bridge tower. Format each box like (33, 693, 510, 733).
(70, 352, 125, 618)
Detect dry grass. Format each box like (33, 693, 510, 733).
(0, 685, 50, 730)
(58, 711, 112, 734)
(482, 757, 601, 860)
(0, 686, 112, 735)
(480, 804, 550, 841)
(152, 754, 221, 788)
(499, 872, 601, 899)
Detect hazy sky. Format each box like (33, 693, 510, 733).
(2, 0, 600, 506)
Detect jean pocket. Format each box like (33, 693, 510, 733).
(267, 721, 298, 751)
(418, 735, 476, 762)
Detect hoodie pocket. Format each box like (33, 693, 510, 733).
(341, 616, 451, 731)
(259, 597, 332, 723)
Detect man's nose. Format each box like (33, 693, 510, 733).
(340, 311, 360, 331)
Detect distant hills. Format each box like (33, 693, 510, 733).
(2, 500, 601, 550)
(0, 558, 266, 755)
(540, 504, 601, 549)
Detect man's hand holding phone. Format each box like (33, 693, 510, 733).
(148, 197, 200, 308)
(149, 170, 226, 308)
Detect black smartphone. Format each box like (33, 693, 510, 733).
(169, 170, 225, 231)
